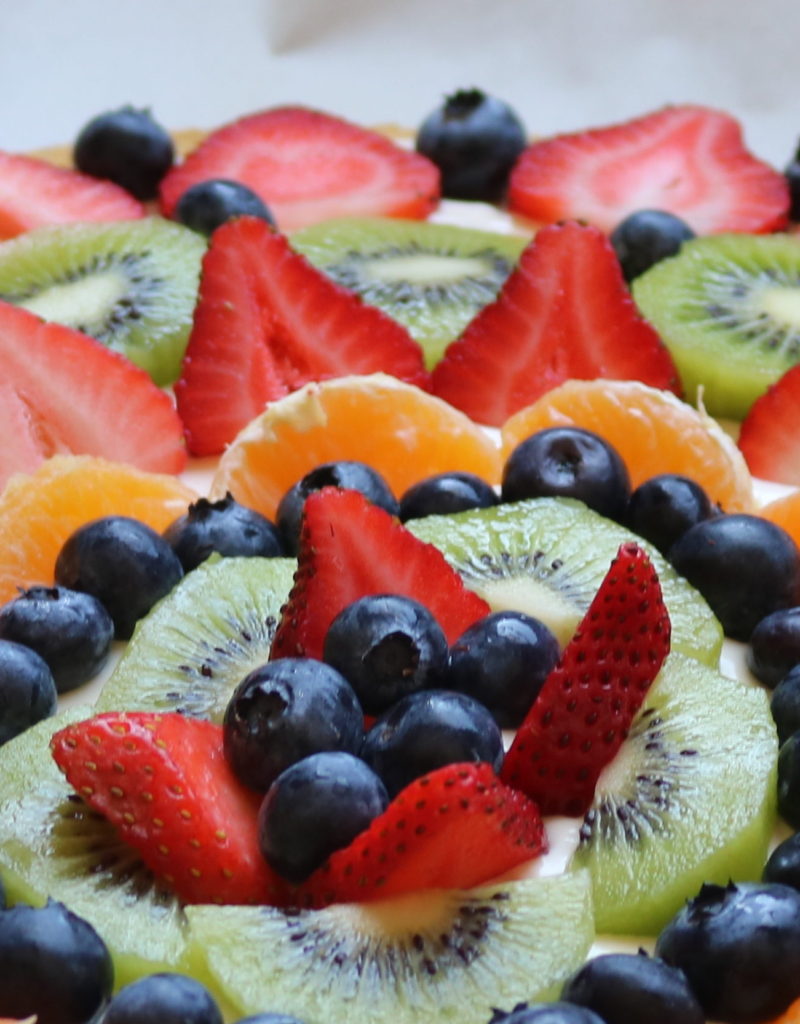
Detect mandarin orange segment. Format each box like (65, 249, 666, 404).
(759, 489, 800, 549)
(0, 455, 197, 604)
(500, 379, 755, 514)
(210, 373, 502, 520)
(768, 997, 800, 1024)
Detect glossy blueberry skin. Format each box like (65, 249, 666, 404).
(501, 427, 631, 522)
(224, 657, 364, 791)
(102, 972, 223, 1024)
(74, 105, 174, 199)
(786, 160, 800, 221)
(323, 594, 449, 714)
(0, 585, 114, 694)
(0, 639, 57, 746)
(610, 209, 696, 282)
(655, 881, 800, 1023)
(416, 88, 526, 202)
(447, 611, 559, 728)
(0, 899, 113, 1024)
(175, 180, 275, 237)
(778, 732, 800, 828)
(764, 832, 800, 890)
(259, 750, 388, 882)
(491, 1005, 604, 1024)
(747, 607, 800, 688)
(771, 665, 800, 744)
(361, 689, 504, 797)
(163, 493, 283, 572)
(668, 514, 800, 641)
(399, 471, 499, 522)
(55, 516, 183, 640)
(625, 474, 716, 557)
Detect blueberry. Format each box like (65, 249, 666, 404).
(488, 1005, 604, 1024)
(778, 732, 800, 828)
(748, 607, 800, 688)
(0, 639, 57, 746)
(625, 474, 716, 556)
(0, 899, 113, 1024)
(323, 594, 448, 714)
(416, 88, 526, 202)
(501, 427, 631, 522)
(258, 750, 388, 882)
(655, 881, 800, 1022)
(361, 689, 504, 797)
(0, 586, 114, 694)
(223, 657, 364, 791)
(163, 493, 283, 572)
(74, 105, 174, 199)
(786, 160, 800, 221)
(771, 665, 800, 744)
(102, 972, 223, 1024)
(668, 514, 800, 641)
(609, 209, 696, 282)
(175, 179, 275, 237)
(764, 832, 800, 890)
(55, 516, 184, 640)
(447, 611, 559, 727)
(399, 471, 498, 522)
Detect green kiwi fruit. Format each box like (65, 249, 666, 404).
(291, 217, 527, 368)
(185, 871, 594, 1022)
(0, 217, 206, 386)
(570, 652, 777, 934)
(408, 497, 723, 664)
(632, 233, 800, 419)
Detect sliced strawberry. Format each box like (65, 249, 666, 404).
(0, 301, 185, 488)
(175, 216, 429, 455)
(737, 365, 800, 485)
(430, 220, 680, 425)
(51, 711, 289, 906)
(160, 106, 440, 231)
(501, 542, 671, 817)
(508, 105, 789, 235)
(299, 762, 546, 908)
(0, 151, 143, 240)
(270, 487, 490, 660)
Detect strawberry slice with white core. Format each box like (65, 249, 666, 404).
(738, 363, 800, 485)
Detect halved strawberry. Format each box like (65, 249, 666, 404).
(299, 762, 546, 908)
(508, 105, 789, 235)
(159, 106, 440, 231)
(0, 151, 143, 240)
(501, 542, 671, 817)
(270, 487, 490, 660)
(51, 711, 289, 906)
(737, 364, 800, 485)
(430, 220, 680, 425)
(0, 300, 186, 489)
(174, 216, 429, 455)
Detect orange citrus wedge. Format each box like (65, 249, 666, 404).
(767, 996, 800, 1023)
(759, 489, 800, 548)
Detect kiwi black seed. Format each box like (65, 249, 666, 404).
(291, 217, 527, 367)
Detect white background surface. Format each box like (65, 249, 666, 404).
(2, 0, 799, 167)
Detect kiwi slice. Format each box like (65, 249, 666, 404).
(185, 871, 593, 1022)
(407, 497, 723, 665)
(0, 217, 206, 386)
(291, 217, 527, 367)
(571, 652, 777, 934)
(632, 233, 800, 419)
(96, 556, 296, 721)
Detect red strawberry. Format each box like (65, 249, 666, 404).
(501, 542, 671, 817)
(270, 487, 490, 660)
(0, 300, 186, 489)
(159, 106, 440, 231)
(430, 221, 680, 425)
(508, 105, 789, 235)
(738, 364, 800, 485)
(175, 216, 429, 455)
(51, 712, 289, 906)
(0, 151, 144, 240)
(299, 762, 546, 908)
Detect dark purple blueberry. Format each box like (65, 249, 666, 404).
(163, 493, 283, 572)
(786, 160, 800, 221)
(0, 586, 113, 694)
(175, 179, 275, 236)
(625, 474, 716, 556)
(223, 657, 364, 791)
(609, 209, 696, 282)
(323, 594, 448, 714)
(771, 665, 800, 744)
(501, 427, 631, 521)
(54, 516, 183, 640)
(764, 832, 800, 890)
(416, 88, 526, 201)
(748, 607, 800, 688)
(668, 514, 800, 641)
(361, 689, 504, 797)
(655, 881, 800, 1023)
(778, 732, 800, 828)
(399, 471, 498, 522)
(74, 105, 174, 199)
(490, 1006, 604, 1024)
(258, 750, 388, 882)
(102, 972, 222, 1024)
(0, 899, 113, 1023)
(447, 611, 559, 727)
(0, 639, 57, 746)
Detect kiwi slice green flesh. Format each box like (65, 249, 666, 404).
(632, 233, 800, 419)
(185, 871, 593, 1023)
(96, 556, 296, 722)
(291, 217, 527, 368)
(407, 497, 723, 666)
(571, 652, 777, 934)
(0, 217, 206, 386)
